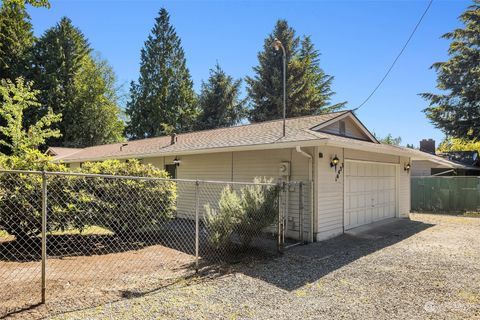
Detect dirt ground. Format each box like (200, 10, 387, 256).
(0, 244, 196, 319)
(2, 213, 480, 319)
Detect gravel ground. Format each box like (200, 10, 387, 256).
(31, 214, 480, 319)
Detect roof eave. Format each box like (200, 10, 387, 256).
(54, 139, 328, 163)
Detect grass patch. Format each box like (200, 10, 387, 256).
(49, 225, 113, 236)
(0, 229, 9, 238)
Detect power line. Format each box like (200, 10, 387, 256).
(353, 0, 434, 111)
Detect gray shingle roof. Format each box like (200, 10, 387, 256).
(52, 111, 369, 162)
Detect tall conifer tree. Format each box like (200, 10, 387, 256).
(196, 63, 245, 130)
(246, 20, 344, 122)
(126, 8, 197, 139)
(0, 1, 35, 81)
(34, 17, 124, 147)
(421, 0, 480, 140)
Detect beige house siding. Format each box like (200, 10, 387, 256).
(316, 146, 344, 241)
(315, 147, 410, 241)
(64, 145, 411, 243)
(92, 148, 314, 241)
(411, 160, 443, 176)
(320, 117, 369, 140)
(399, 156, 411, 217)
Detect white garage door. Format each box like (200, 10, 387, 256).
(344, 161, 397, 230)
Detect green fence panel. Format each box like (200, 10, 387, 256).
(411, 176, 480, 213)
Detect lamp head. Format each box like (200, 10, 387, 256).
(273, 38, 282, 51)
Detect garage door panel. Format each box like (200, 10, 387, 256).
(345, 161, 397, 230)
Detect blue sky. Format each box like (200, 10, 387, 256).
(29, 0, 471, 147)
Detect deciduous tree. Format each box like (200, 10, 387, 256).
(0, 78, 61, 155)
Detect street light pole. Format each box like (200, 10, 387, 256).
(274, 38, 286, 137)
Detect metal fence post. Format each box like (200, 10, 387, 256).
(299, 182, 304, 243)
(41, 171, 47, 304)
(195, 180, 200, 272)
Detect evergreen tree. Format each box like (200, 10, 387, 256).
(126, 8, 197, 139)
(33, 17, 124, 147)
(196, 63, 246, 130)
(0, 1, 35, 81)
(0, 0, 49, 81)
(246, 20, 344, 123)
(421, 1, 480, 140)
(296, 36, 346, 115)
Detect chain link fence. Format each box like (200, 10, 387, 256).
(0, 169, 305, 317)
(411, 176, 480, 213)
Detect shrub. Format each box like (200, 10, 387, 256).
(0, 150, 72, 242)
(0, 155, 177, 242)
(237, 178, 280, 246)
(79, 160, 177, 237)
(204, 178, 280, 249)
(204, 187, 242, 249)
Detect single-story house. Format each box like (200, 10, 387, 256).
(410, 139, 480, 176)
(48, 110, 446, 242)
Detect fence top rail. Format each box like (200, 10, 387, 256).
(0, 169, 283, 186)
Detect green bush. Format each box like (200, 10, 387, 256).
(0, 155, 177, 242)
(79, 160, 177, 237)
(204, 178, 280, 249)
(0, 150, 72, 242)
(204, 187, 242, 249)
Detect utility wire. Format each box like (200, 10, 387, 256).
(353, 0, 434, 111)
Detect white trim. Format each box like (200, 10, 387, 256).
(311, 112, 379, 143)
(343, 159, 400, 231)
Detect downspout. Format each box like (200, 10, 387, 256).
(296, 146, 314, 243)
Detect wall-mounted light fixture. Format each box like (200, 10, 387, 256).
(330, 155, 340, 171)
(173, 157, 181, 166)
(404, 162, 411, 172)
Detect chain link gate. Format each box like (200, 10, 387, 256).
(0, 169, 306, 318)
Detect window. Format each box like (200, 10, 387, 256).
(339, 120, 346, 136)
(165, 164, 177, 179)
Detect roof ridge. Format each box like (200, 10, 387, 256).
(77, 110, 351, 151)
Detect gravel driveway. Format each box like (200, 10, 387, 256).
(51, 213, 480, 320)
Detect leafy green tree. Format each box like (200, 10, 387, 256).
(0, 78, 61, 155)
(421, 1, 480, 140)
(33, 17, 124, 147)
(196, 63, 246, 130)
(375, 133, 402, 146)
(437, 137, 480, 153)
(246, 20, 344, 122)
(64, 55, 125, 147)
(126, 8, 197, 139)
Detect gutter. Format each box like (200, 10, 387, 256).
(295, 146, 314, 243)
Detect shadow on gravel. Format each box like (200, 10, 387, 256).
(238, 219, 434, 291)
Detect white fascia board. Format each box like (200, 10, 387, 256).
(311, 111, 379, 143)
